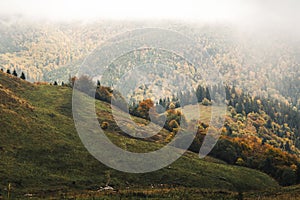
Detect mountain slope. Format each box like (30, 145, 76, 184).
(0, 71, 279, 198)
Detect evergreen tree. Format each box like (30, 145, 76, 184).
(205, 87, 211, 101)
(54, 81, 58, 85)
(266, 119, 273, 129)
(6, 69, 11, 74)
(285, 142, 291, 152)
(196, 85, 205, 102)
(20, 72, 26, 80)
(244, 97, 251, 114)
(252, 98, 259, 113)
(236, 102, 244, 114)
(231, 85, 237, 97)
(224, 123, 233, 135)
(225, 85, 231, 100)
(159, 98, 163, 106)
(12, 69, 18, 76)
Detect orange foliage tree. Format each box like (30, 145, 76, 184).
(137, 99, 155, 120)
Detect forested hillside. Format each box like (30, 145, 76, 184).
(0, 17, 300, 199)
(0, 68, 281, 199)
(0, 18, 299, 109)
(59, 71, 300, 187)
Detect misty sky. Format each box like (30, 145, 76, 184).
(0, 0, 298, 23)
(0, 0, 299, 38)
(0, 0, 250, 21)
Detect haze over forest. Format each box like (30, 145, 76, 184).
(0, 1, 300, 199)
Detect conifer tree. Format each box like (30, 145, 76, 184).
(20, 72, 26, 80)
(12, 69, 18, 76)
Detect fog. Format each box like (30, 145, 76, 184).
(0, 0, 298, 36)
(0, 0, 298, 105)
(0, 1, 294, 21)
(0, 0, 251, 21)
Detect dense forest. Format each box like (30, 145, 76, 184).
(0, 19, 299, 109)
(66, 73, 300, 186)
(1, 17, 300, 199)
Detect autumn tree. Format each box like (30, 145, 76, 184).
(69, 76, 77, 88)
(136, 99, 155, 120)
(164, 106, 187, 132)
(95, 86, 113, 103)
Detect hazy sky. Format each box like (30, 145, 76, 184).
(0, 0, 299, 33)
(0, 0, 295, 21)
(0, 0, 252, 21)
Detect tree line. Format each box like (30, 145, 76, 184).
(1, 68, 26, 80)
(12, 74, 300, 186)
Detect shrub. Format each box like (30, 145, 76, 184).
(34, 81, 49, 85)
(95, 86, 113, 103)
(136, 99, 155, 120)
(277, 167, 297, 186)
(168, 119, 179, 133)
(201, 98, 211, 106)
(236, 157, 245, 166)
(101, 122, 109, 130)
(169, 102, 176, 109)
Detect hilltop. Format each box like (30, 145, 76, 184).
(0, 70, 280, 199)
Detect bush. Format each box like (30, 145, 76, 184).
(168, 120, 179, 133)
(277, 167, 297, 186)
(95, 86, 113, 103)
(135, 99, 155, 120)
(236, 157, 245, 166)
(201, 98, 211, 106)
(101, 122, 109, 130)
(169, 102, 176, 109)
(209, 139, 240, 164)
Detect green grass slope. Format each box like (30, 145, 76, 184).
(0, 71, 278, 199)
